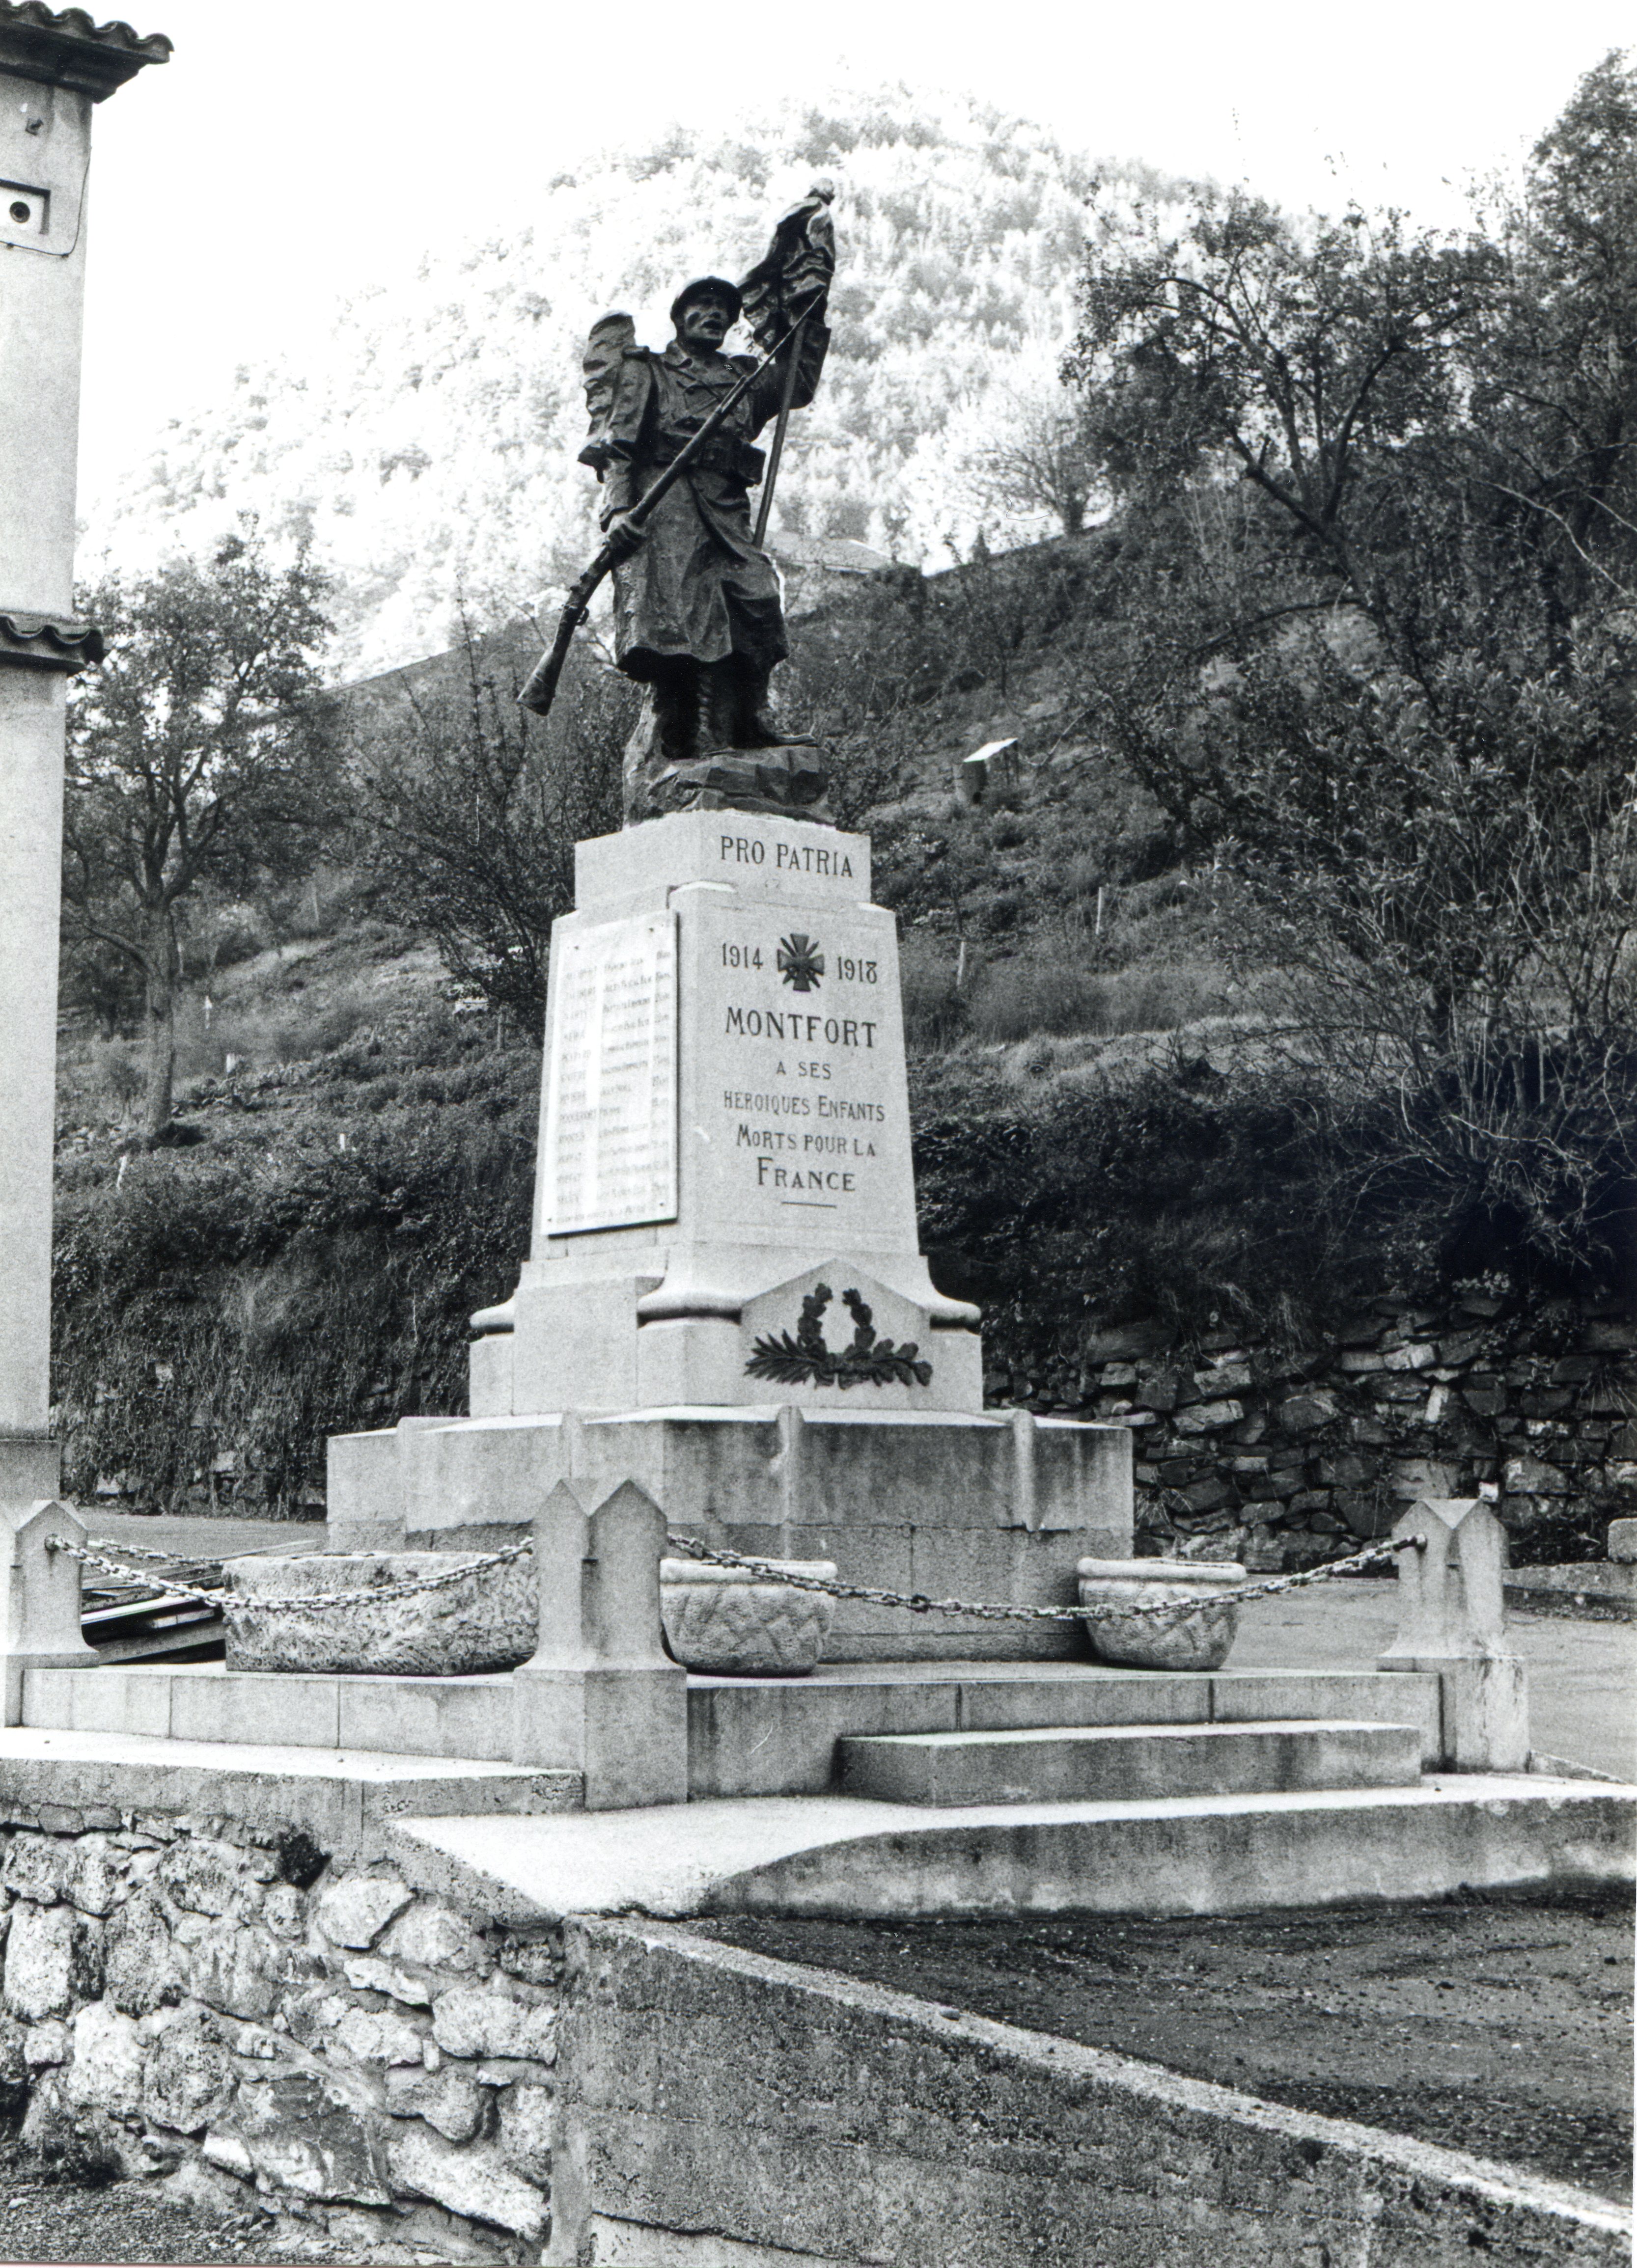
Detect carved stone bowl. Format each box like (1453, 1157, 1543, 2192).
(1075, 1557, 1247, 1672)
(660, 1558, 837, 1676)
(225, 1552, 536, 1676)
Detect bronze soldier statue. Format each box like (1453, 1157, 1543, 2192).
(577, 186, 836, 821)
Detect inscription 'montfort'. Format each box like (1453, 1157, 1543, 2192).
(725, 1007, 878, 1047)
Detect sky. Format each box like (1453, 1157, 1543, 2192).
(76, 0, 1630, 508)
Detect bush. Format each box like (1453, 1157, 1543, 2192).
(51, 1006, 539, 1515)
(899, 934, 968, 1049)
(964, 957, 1230, 1042)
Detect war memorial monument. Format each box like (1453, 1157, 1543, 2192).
(0, 18, 1629, 2259)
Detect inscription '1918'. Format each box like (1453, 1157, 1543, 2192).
(725, 1007, 877, 1047)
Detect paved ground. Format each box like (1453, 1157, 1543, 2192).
(1231, 1577, 1637, 1781)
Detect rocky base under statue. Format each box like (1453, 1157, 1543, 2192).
(626, 727, 832, 821)
(615, 570, 834, 820)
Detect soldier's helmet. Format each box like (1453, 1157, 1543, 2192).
(670, 275, 743, 325)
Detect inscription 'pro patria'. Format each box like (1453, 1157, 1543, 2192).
(542, 912, 678, 1235)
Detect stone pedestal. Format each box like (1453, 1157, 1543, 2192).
(1379, 1497, 1528, 1771)
(511, 1479, 687, 1808)
(471, 811, 982, 1415)
(0, 1498, 98, 1722)
(328, 809, 1130, 1660)
(329, 1403, 1130, 1663)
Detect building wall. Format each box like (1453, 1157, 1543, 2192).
(0, 1800, 559, 2261)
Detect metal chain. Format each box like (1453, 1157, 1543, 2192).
(52, 1530, 1419, 1631)
(659, 1532, 1420, 1623)
(82, 1537, 220, 1566)
(49, 1537, 530, 1619)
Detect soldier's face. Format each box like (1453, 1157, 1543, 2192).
(677, 294, 735, 352)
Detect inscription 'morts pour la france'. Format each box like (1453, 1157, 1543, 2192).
(542, 912, 678, 1236)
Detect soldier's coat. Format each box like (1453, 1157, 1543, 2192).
(594, 325, 830, 678)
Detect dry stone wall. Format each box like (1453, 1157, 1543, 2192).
(0, 1801, 558, 2264)
(1055, 1291, 1635, 1573)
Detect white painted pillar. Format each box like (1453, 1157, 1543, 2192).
(0, 7, 168, 1509)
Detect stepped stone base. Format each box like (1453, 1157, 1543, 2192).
(23, 1661, 1445, 1782)
(326, 1407, 1131, 1663)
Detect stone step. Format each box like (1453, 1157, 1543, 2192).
(0, 1726, 578, 1860)
(390, 1775, 1637, 1923)
(23, 1661, 1448, 1786)
(836, 1718, 1424, 1806)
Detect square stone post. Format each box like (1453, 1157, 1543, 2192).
(1379, 1497, 1527, 1772)
(512, 1478, 688, 1808)
(0, 6, 167, 1512)
(0, 1498, 98, 1722)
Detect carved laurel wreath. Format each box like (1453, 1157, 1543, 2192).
(746, 1283, 933, 1390)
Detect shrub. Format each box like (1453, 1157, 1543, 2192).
(51, 1010, 540, 1516)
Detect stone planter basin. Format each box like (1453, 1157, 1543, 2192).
(660, 1558, 837, 1676)
(1076, 1557, 1247, 1671)
(225, 1552, 536, 1676)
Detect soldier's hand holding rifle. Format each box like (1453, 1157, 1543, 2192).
(601, 512, 645, 563)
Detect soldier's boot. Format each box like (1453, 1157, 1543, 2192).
(699, 658, 745, 751)
(652, 663, 704, 765)
(709, 657, 797, 749)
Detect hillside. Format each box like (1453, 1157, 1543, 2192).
(84, 89, 1188, 678)
(51, 524, 1633, 1572)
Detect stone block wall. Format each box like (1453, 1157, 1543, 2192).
(1052, 1293, 1634, 1573)
(553, 1917, 1627, 2268)
(0, 1801, 559, 2264)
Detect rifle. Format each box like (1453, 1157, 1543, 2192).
(518, 313, 803, 721)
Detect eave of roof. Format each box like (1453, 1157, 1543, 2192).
(0, 2, 170, 99)
(0, 611, 106, 671)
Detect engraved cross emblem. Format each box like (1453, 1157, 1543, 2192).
(777, 933, 825, 992)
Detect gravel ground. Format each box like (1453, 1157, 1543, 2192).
(706, 1885, 1636, 2202)
(0, 2160, 451, 2267)
(0, 2176, 288, 2266)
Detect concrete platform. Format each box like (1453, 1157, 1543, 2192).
(690, 1661, 1444, 1793)
(836, 1718, 1424, 1806)
(0, 1727, 579, 1853)
(1504, 1563, 1637, 1619)
(388, 1775, 1637, 1924)
(21, 1658, 1446, 1788)
(82, 1513, 327, 1559)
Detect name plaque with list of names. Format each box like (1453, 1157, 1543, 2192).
(541, 911, 678, 1236)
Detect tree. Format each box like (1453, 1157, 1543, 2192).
(1064, 188, 1504, 656)
(63, 528, 339, 1142)
(1058, 55, 1637, 1281)
(967, 383, 1107, 537)
(353, 634, 626, 1021)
